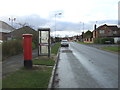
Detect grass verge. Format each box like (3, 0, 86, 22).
(33, 59, 55, 66)
(2, 67, 52, 88)
(100, 46, 120, 52)
(3, 42, 60, 88)
(77, 41, 93, 45)
(51, 42, 60, 55)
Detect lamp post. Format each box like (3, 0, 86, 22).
(80, 22, 84, 42)
(54, 12, 62, 41)
(9, 17, 16, 29)
(95, 21, 97, 27)
(83, 22, 84, 32)
(9, 17, 16, 39)
(79, 22, 82, 35)
(80, 22, 84, 33)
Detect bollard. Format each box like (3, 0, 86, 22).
(22, 34, 33, 69)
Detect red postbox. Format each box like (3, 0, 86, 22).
(22, 34, 33, 68)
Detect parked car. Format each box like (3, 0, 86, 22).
(61, 40, 69, 47)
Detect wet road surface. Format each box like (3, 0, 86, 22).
(54, 42, 118, 88)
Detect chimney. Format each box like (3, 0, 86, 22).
(94, 24, 97, 30)
(94, 24, 97, 38)
(82, 32, 84, 38)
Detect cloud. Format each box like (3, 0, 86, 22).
(0, 14, 118, 37)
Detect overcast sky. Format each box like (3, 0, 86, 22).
(0, 0, 119, 37)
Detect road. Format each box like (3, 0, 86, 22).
(53, 42, 118, 88)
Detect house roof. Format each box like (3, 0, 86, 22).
(97, 24, 119, 31)
(107, 26, 118, 31)
(0, 21, 15, 33)
(11, 26, 37, 37)
(0, 28, 11, 33)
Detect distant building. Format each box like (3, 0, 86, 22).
(83, 30, 93, 43)
(0, 21, 15, 41)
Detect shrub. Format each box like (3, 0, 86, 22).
(93, 38, 100, 44)
(2, 40, 37, 60)
(100, 37, 114, 44)
(32, 42, 36, 49)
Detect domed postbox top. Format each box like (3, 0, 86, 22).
(22, 34, 33, 37)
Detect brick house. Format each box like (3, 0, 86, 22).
(93, 24, 120, 43)
(0, 21, 15, 41)
(93, 24, 120, 38)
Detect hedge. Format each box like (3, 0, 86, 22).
(94, 37, 114, 44)
(2, 40, 23, 59)
(2, 40, 36, 60)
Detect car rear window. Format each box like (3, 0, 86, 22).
(62, 40, 68, 42)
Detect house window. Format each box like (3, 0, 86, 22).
(113, 31, 117, 34)
(99, 30, 105, 34)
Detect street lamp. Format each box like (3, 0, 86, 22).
(79, 22, 82, 35)
(54, 12, 62, 39)
(9, 17, 16, 39)
(80, 22, 84, 42)
(9, 17, 16, 29)
(83, 22, 84, 32)
(79, 22, 84, 33)
(95, 21, 97, 28)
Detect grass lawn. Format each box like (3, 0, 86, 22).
(51, 42, 60, 55)
(33, 59, 55, 66)
(77, 41, 93, 45)
(2, 67, 52, 88)
(100, 46, 120, 52)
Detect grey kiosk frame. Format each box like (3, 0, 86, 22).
(38, 28, 50, 57)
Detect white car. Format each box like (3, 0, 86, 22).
(61, 40, 69, 47)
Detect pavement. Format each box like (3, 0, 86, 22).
(53, 42, 118, 88)
(2, 49, 38, 78)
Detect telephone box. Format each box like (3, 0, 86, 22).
(22, 34, 32, 68)
(38, 28, 51, 57)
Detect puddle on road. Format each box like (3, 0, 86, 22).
(61, 47, 72, 53)
(61, 50, 72, 53)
